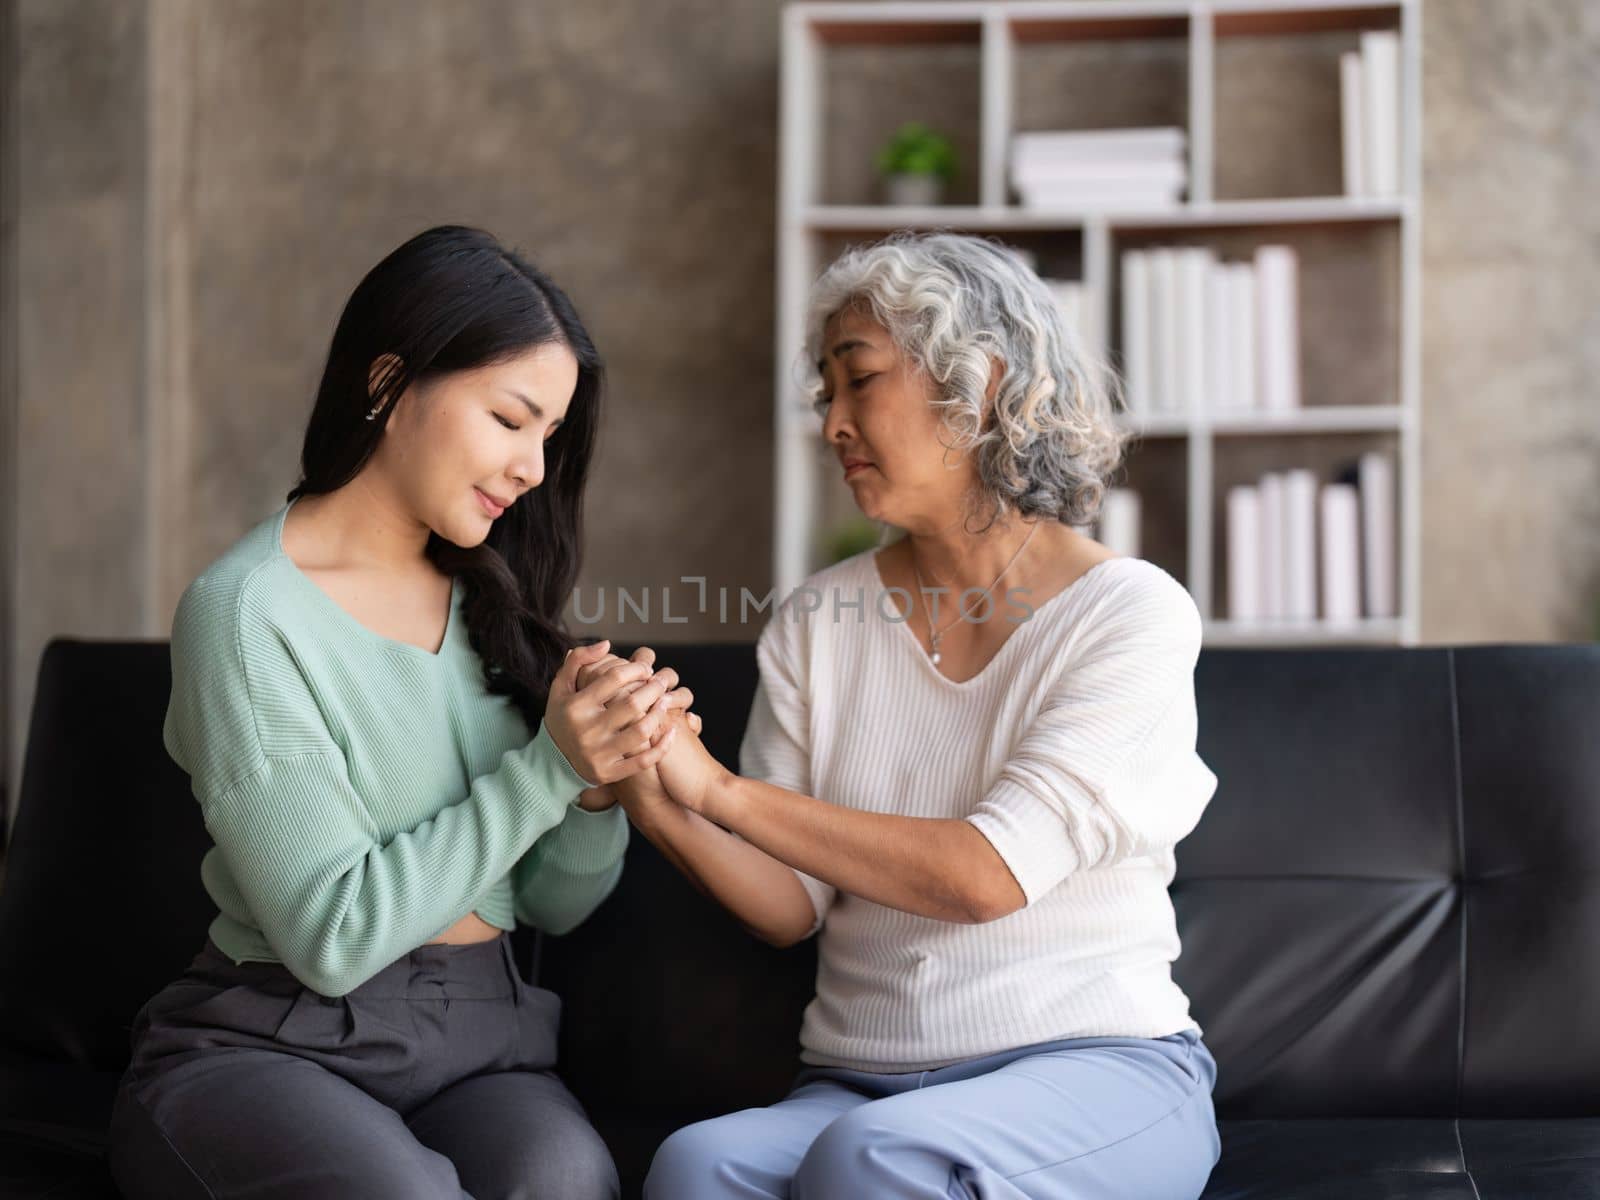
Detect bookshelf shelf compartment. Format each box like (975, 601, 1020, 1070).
(1211, 2, 1410, 203)
(1119, 438, 1192, 590)
(817, 35, 983, 207)
(1111, 220, 1400, 415)
(1010, 27, 1190, 183)
(1209, 429, 1402, 632)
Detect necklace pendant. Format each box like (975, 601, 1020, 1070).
(931, 648, 942, 666)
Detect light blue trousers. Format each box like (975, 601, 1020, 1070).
(645, 1028, 1220, 1200)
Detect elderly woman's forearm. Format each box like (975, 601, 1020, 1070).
(622, 794, 819, 946)
(702, 774, 1025, 923)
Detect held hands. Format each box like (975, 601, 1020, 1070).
(570, 647, 717, 819)
(652, 709, 731, 816)
(542, 640, 697, 786)
(572, 645, 701, 739)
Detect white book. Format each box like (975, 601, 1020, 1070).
(1017, 181, 1185, 210)
(1120, 251, 1151, 417)
(1259, 472, 1285, 619)
(1013, 150, 1186, 180)
(1044, 279, 1088, 352)
(1340, 51, 1366, 197)
(1361, 31, 1400, 196)
(1284, 468, 1319, 621)
(1359, 451, 1397, 617)
(1012, 158, 1187, 187)
(1228, 263, 1257, 414)
(1320, 483, 1362, 622)
(1012, 127, 1186, 166)
(1178, 248, 1213, 416)
(1254, 245, 1301, 413)
(1226, 485, 1263, 621)
(1051, 281, 1079, 337)
(1205, 261, 1233, 418)
(1150, 249, 1179, 415)
(1097, 487, 1142, 558)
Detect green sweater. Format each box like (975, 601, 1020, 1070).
(162, 497, 627, 997)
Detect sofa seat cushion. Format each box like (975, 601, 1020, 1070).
(1200, 1117, 1600, 1199)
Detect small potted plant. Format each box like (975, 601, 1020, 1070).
(876, 122, 957, 207)
(823, 514, 887, 565)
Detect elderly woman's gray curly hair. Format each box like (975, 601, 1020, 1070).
(801, 230, 1133, 531)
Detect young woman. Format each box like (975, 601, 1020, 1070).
(107, 225, 697, 1200)
(594, 231, 1224, 1199)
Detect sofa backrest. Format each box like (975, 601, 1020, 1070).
(3, 639, 1595, 1126)
(0, 641, 215, 1070)
(1181, 645, 1599, 1120)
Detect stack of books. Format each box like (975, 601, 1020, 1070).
(1340, 31, 1402, 197)
(1000, 245, 1099, 358)
(1225, 452, 1396, 625)
(1010, 127, 1187, 211)
(1042, 277, 1091, 352)
(1119, 244, 1300, 417)
(1090, 487, 1142, 557)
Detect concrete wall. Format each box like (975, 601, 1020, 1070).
(4, 0, 1599, 825)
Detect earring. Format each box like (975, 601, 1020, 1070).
(364, 396, 386, 422)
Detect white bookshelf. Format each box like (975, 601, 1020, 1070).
(774, 0, 1423, 646)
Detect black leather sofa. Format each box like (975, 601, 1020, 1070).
(1, 637, 1597, 1198)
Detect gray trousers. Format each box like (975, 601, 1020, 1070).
(108, 931, 618, 1200)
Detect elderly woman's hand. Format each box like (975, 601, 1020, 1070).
(654, 711, 731, 816)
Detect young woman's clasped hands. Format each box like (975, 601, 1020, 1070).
(549, 641, 707, 809)
(567, 648, 732, 810)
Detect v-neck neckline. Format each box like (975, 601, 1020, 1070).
(273, 496, 460, 661)
(868, 548, 1125, 689)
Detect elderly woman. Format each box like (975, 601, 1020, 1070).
(604, 231, 1222, 1199)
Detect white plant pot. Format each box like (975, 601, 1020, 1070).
(884, 174, 944, 207)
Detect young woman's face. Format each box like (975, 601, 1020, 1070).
(379, 342, 580, 546)
(817, 305, 978, 530)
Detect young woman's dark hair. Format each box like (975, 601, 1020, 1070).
(287, 224, 601, 726)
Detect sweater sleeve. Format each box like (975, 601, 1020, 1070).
(162, 578, 591, 996)
(737, 611, 836, 938)
(965, 573, 1219, 908)
(511, 797, 629, 935)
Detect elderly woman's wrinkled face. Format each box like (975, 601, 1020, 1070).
(817, 305, 980, 529)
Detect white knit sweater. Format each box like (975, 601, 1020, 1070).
(737, 548, 1219, 1072)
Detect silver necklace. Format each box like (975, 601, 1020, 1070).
(910, 522, 1039, 667)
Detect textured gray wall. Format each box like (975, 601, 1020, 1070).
(171, 0, 779, 632)
(6, 0, 154, 826)
(4, 0, 1600, 822)
(1421, 1, 1600, 643)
